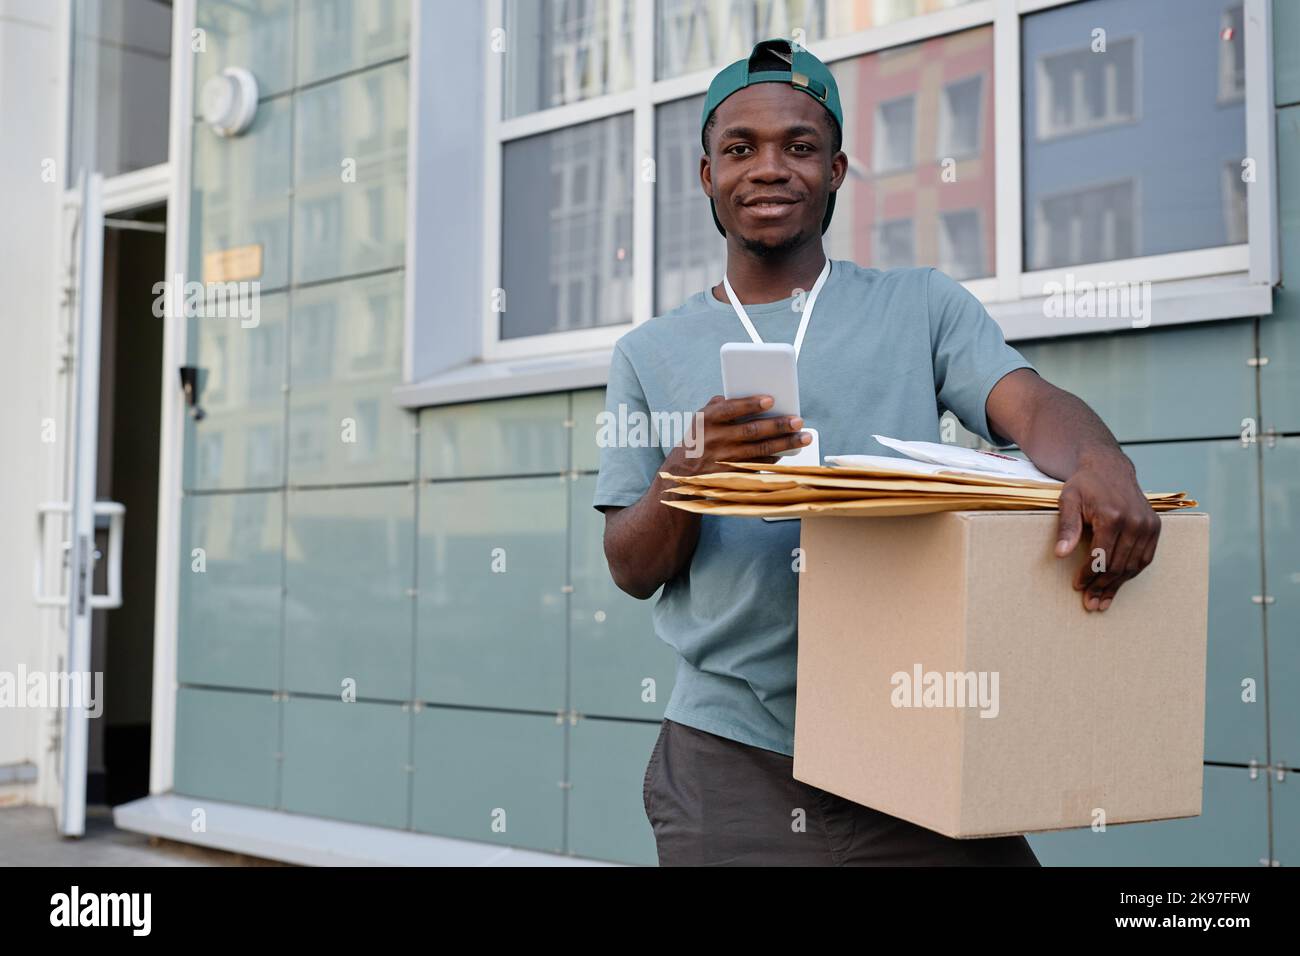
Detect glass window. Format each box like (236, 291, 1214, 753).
(654, 0, 979, 81)
(1035, 38, 1136, 140)
(654, 95, 726, 314)
(1022, 0, 1247, 271)
(874, 95, 916, 173)
(1218, 3, 1245, 102)
(825, 26, 995, 278)
(68, 0, 172, 183)
(1034, 180, 1136, 270)
(938, 209, 983, 280)
(500, 114, 635, 339)
(504, 0, 636, 118)
(937, 76, 982, 160)
(1221, 162, 1249, 245)
(875, 219, 914, 271)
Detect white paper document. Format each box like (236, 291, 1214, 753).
(824, 435, 1061, 486)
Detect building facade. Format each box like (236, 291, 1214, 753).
(0, 0, 1295, 866)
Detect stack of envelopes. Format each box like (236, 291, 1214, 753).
(659, 459, 1198, 518)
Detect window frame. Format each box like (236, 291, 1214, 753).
(476, 0, 1277, 363)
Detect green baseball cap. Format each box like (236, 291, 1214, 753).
(701, 38, 843, 237)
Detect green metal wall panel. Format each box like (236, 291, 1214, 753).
(189, 99, 292, 293)
(284, 485, 417, 701)
(193, 0, 295, 111)
(1026, 766, 1267, 866)
(292, 61, 408, 285)
(569, 475, 675, 719)
(421, 393, 570, 480)
(1018, 320, 1256, 444)
(174, 687, 279, 809)
(184, 292, 288, 491)
(178, 491, 283, 690)
(288, 271, 415, 485)
(1262, 437, 1300, 770)
(1124, 440, 1267, 764)
(568, 717, 660, 866)
(417, 478, 567, 710)
(281, 696, 410, 828)
(412, 708, 565, 853)
(297, 0, 410, 87)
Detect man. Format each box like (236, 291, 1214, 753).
(593, 39, 1160, 866)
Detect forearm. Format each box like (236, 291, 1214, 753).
(1015, 381, 1132, 481)
(603, 472, 701, 599)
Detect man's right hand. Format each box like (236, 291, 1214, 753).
(663, 394, 811, 479)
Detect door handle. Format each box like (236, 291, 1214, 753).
(35, 501, 126, 609)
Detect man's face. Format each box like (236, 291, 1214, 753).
(701, 83, 847, 254)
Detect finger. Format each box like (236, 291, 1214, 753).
(1139, 518, 1161, 569)
(1094, 568, 1138, 611)
(1086, 515, 1144, 609)
(738, 430, 813, 460)
(1106, 517, 1142, 579)
(706, 394, 774, 422)
(722, 415, 804, 445)
(1055, 487, 1084, 559)
(1077, 517, 1122, 607)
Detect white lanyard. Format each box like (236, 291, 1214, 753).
(722, 258, 831, 362)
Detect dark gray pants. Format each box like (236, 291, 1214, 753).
(642, 718, 1041, 866)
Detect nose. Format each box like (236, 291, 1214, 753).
(747, 143, 793, 183)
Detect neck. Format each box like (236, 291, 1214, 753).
(712, 237, 827, 305)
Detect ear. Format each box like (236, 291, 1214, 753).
(700, 153, 714, 200)
(829, 149, 848, 193)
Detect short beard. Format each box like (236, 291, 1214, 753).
(738, 227, 807, 258)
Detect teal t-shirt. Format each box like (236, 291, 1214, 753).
(592, 261, 1034, 756)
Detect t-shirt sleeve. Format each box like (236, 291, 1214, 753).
(926, 267, 1035, 447)
(592, 342, 666, 511)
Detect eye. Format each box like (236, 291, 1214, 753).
(726, 144, 753, 156)
(789, 143, 815, 153)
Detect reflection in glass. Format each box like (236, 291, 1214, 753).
(825, 26, 995, 280)
(293, 62, 408, 285)
(1033, 180, 1135, 273)
(68, 0, 171, 182)
(288, 271, 413, 484)
(655, 0, 977, 80)
(1035, 39, 1136, 140)
(185, 293, 287, 491)
(654, 95, 725, 313)
(1022, 0, 1247, 270)
(501, 114, 634, 339)
(504, 0, 636, 118)
(297, 0, 409, 86)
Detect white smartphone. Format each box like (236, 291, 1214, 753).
(720, 342, 802, 456)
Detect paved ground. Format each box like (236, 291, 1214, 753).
(0, 804, 288, 866)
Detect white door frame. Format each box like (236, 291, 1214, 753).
(148, 0, 196, 798)
(57, 171, 104, 837)
(51, 0, 193, 808)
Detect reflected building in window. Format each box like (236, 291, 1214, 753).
(1022, 0, 1247, 272)
(826, 26, 995, 280)
(654, 0, 978, 81)
(502, 114, 635, 339)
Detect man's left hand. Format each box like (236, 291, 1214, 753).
(1053, 451, 1162, 612)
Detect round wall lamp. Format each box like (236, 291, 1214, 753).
(201, 67, 259, 137)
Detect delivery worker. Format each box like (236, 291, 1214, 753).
(593, 38, 1160, 866)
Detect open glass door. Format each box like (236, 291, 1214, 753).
(33, 172, 125, 837)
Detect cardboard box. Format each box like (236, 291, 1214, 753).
(793, 510, 1209, 839)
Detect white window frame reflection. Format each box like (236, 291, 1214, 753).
(873, 94, 918, 173)
(479, 0, 1278, 361)
(1031, 178, 1140, 273)
(937, 74, 983, 161)
(1034, 35, 1140, 142)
